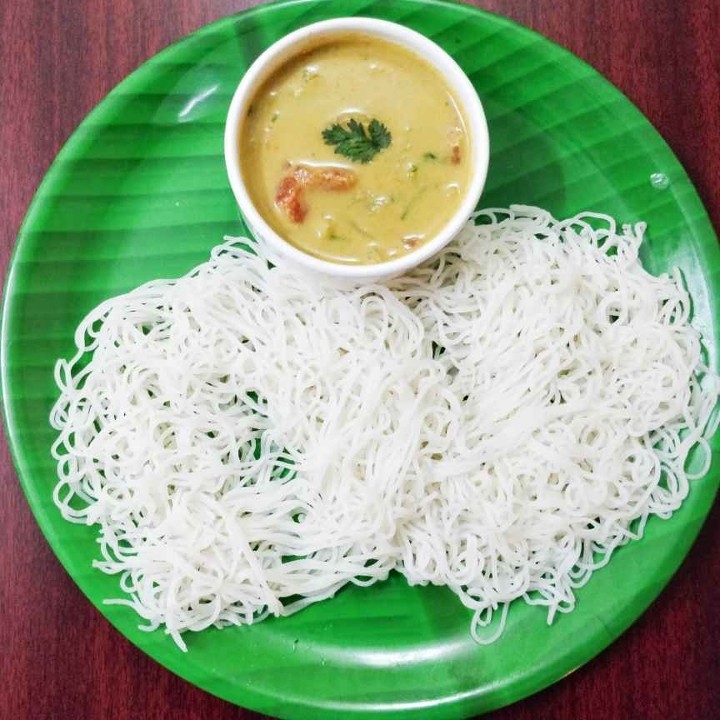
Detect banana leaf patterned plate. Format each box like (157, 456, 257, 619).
(2, 1, 718, 718)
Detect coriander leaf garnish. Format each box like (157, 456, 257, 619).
(322, 118, 392, 164)
(368, 119, 391, 152)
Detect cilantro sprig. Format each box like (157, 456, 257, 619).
(322, 118, 392, 164)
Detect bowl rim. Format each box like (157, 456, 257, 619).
(224, 16, 490, 280)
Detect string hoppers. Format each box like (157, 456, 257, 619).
(50, 205, 719, 650)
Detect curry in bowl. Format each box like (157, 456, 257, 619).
(240, 34, 471, 265)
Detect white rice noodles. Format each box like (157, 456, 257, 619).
(50, 206, 719, 650)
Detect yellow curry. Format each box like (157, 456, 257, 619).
(240, 34, 470, 265)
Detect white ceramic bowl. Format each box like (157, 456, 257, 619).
(224, 17, 489, 283)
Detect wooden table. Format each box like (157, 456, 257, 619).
(1, 1, 718, 718)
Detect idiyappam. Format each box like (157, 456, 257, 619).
(50, 206, 719, 649)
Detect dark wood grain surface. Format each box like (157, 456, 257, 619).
(1, 1, 718, 719)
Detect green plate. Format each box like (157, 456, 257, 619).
(2, 1, 719, 718)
